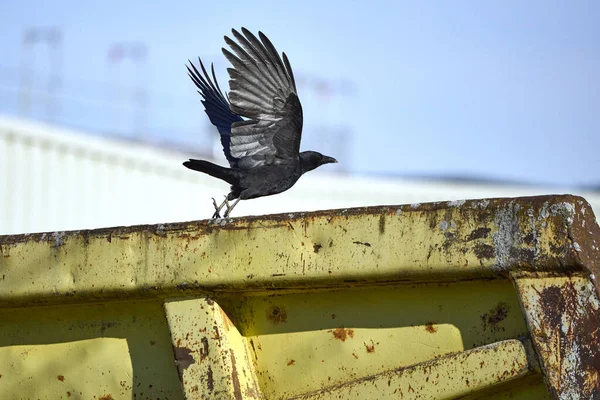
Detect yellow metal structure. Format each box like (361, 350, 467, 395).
(1, 194, 599, 399)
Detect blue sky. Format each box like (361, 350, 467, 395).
(1, 0, 599, 187)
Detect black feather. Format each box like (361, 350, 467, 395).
(186, 58, 243, 166)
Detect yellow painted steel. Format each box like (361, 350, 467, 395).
(0, 300, 183, 399)
(0, 196, 593, 304)
(295, 339, 537, 399)
(229, 280, 529, 399)
(0, 194, 598, 399)
(0, 338, 132, 399)
(164, 297, 261, 399)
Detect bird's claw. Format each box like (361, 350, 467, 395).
(211, 197, 221, 219)
(209, 196, 239, 219)
(223, 200, 233, 218)
(223, 199, 235, 218)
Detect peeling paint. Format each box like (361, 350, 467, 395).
(51, 231, 66, 247)
(516, 276, 600, 399)
(476, 199, 490, 208)
(448, 200, 466, 207)
(549, 202, 576, 224)
(492, 203, 520, 271)
(1, 195, 599, 399)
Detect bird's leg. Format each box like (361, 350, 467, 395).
(211, 197, 228, 219)
(223, 198, 240, 218)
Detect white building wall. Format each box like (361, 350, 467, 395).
(1, 116, 599, 235)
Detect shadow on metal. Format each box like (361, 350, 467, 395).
(1, 194, 599, 399)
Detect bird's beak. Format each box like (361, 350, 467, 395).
(323, 156, 338, 164)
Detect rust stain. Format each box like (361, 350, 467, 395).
(57, 375, 65, 382)
(352, 352, 359, 359)
(66, 392, 71, 397)
(481, 302, 509, 332)
(287, 359, 295, 366)
(219, 307, 232, 331)
(267, 306, 287, 324)
(330, 327, 354, 341)
(364, 341, 375, 353)
(230, 350, 243, 400)
(173, 346, 195, 381)
(199, 336, 209, 360)
(99, 321, 117, 335)
(206, 365, 214, 392)
(539, 285, 563, 327)
(530, 281, 600, 398)
(331, 314, 336, 319)
(474, 243, 494, 260)
(353, 241, 371, 247)
(468, 227, 491, 241)
(250, 339, 258, 361)
(523, 232, 535, 245)
(213, 325, 221, 341)
(425, 322, 437, 333)
(313, 243, 322, 253)
(99, 396, 114, 400)
(379, 214, 385, 234)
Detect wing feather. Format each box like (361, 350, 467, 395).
(186, 58, 243, 167)
(223, 28, 303, 169)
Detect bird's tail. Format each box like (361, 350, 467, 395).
(183, 159, 239, 185)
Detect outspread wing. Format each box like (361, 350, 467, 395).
(222, 27, 303, 170)
(187, 58, 243, 167)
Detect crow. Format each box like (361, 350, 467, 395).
(184, 28, 338, 218)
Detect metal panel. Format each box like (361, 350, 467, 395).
(230, 280, 528, 399)
(294, 339, 535, 399)
(0, 195, 599, 398)
(165, 297, 261, 399)
(0, 338, 133, 398)
(0, 195, 598, 304)
(515, 275, 600, 399)
(0, 300, 183, 399)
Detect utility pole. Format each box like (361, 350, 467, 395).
(19, 27, 63, 122)
(106, 42, 148, 138)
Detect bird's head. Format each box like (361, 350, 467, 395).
(299, 151, 338, 174)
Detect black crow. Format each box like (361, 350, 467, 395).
(184, 28, 338, 218)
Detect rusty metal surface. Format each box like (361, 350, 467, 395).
(0, 195, 598, 306)
(164, 297, 261, 399)
(515, 275, 600, 399)
(0, 194, 598, 399)
(290, 339, 535, 399)
(224, 280, 530, 399)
